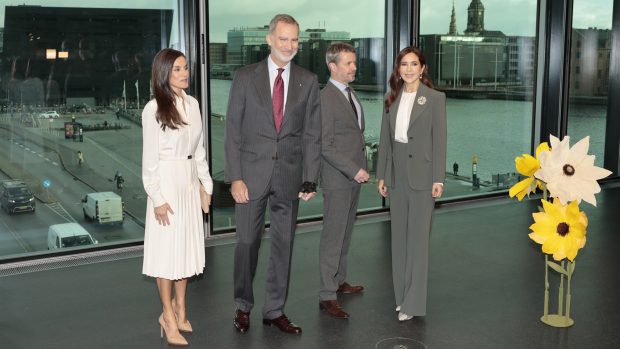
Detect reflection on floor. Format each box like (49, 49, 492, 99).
(2, 184, 620, 349)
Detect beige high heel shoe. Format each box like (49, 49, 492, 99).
(172, 299, 193, 333)
(159, 313, 188, 346)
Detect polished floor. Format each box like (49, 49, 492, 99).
(2, 184, 620, 349)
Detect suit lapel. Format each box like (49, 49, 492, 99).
(389, 90, 403, 138)
(252, 60, 274, 127)
(327, 82, 359, 127)
(281, 64, 301, 130)
(408, 83, 429, 130)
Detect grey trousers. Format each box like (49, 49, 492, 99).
(390, 141, 434, 316)
(233, 185, 299, 319)
(319, 185, 361, 300)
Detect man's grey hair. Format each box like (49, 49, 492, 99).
(325, 42, 356, 66)
(268, 14, 299, 34)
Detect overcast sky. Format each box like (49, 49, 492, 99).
(1, 0, 614, 43)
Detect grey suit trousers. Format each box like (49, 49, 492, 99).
(390, 141, 434, 316)
(233, 167, 300, 319)
(319, 185, 361, 300)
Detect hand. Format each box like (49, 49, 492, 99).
(231, 180, 249, 204)
(154, 203, 174, 226)
(353, 169, 370, 183)
(201, 193, 211, 213)
(298, 191, 316, 201)
(432, 183, 444, 198)
(377, 179, 388, 198)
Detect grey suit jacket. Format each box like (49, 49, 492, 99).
(319, 82, 367, 190)
(376, 83, 447, 190)
(224, 59, 322, 200)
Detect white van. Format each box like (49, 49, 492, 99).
(47, 223, 98, 250)
(82, 192, 124, 224)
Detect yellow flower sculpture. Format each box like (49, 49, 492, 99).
(529, 198, 588, 262)
(509, 142, 550, 200)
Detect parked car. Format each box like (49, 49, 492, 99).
(0, 180, 35, 214)
(82, 191, 124, 224)
(47, 223, 98, 250)
(39, 111, 60, 118)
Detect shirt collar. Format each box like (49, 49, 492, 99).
(329, 78, 348, 93)
(268, 56, 291, 73)
(174, 89, 188, 104)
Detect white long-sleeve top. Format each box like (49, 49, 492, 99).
(141, 90, 213, 207)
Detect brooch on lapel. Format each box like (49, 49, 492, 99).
(417, 96, 426, 105)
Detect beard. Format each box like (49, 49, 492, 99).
(271, 48, 298, 64)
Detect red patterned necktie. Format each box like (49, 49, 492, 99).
(272, 68, 284, 133)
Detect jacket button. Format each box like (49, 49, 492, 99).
(409, 155, 413, 158)
(409, 136, 413, 140)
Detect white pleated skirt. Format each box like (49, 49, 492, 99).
(142, 157, 205, 280)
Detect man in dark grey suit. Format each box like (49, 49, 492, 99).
(318, 42, 369, 319)
(225, 14, 321, 335)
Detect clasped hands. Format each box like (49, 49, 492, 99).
(230, 180, 318, 203)
(376, 180, 444, 198)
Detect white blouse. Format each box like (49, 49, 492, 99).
(141, 90, 213, 207)
(394, 91, 416, 143)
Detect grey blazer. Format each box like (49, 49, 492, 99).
(319, 82, 367, 190)
(224, 59, 322, 200)
(376, 83, 447, 190)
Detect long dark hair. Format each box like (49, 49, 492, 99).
(151, 48, 187, 130)
(384, 46, 434, 112)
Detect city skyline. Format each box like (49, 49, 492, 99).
(209, 0, 613, 42)
(0, 0, 613, 43)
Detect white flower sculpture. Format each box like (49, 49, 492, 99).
(535, 135, 612, 206)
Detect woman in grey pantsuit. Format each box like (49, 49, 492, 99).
(376, 47, 446, 322)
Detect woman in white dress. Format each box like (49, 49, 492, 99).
(141, 48, 213, 346)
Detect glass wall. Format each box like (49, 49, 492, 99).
(208, 1, 387, 233)
(567, 0, 613, 166)
(0, 1, 181, 260)
(420, 0, 538, 198)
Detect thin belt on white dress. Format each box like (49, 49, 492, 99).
(159, 155, 193, 161)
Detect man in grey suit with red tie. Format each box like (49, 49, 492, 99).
(318, 42, 368, 319)
(225, 13, 321, 335)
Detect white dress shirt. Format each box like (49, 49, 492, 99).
(394, 91, 416, 143)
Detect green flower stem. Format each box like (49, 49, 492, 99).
(565, 261, 574, 324)
(543, 255, 549, 319)
(558, 260, 565, 316)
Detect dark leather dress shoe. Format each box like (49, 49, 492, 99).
(234, 309, 250, 333)
(319, 300, 349, 319)
(262, 314, 302, 334)
(337, 282, 364, 294)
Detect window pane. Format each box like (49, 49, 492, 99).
(567, 0, 612, 166)
(420, 0, 538, 198)
(208, 2, 386, 233)
(0, 1, 181, 260)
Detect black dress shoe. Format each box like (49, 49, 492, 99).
(234, 309, 250, 333)
(319, 300, 349, 319)
(262, 314, 302, 334)
(337, 282, 364, 294)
